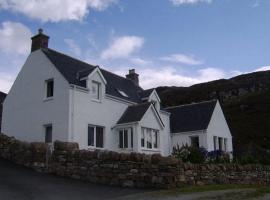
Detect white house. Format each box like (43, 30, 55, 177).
(1, 29, 233, 156)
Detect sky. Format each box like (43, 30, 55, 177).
(0, 0, 270, 93)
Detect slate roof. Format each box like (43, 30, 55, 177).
(42, 48, 145, 103)
(165, 100, 217, 133)
(139, 88, 154, 99)
(117, 102, 152, 124)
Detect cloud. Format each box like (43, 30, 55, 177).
(130, 57, 152, 66)
(0, 72, 16, 93)
(160, 53, 203, 65)
(101, 36, 144, 60)
(114, 67, 225, 89)
(254, 66, 270, 72)
(0, 21, 32, 55)
(170, 0, 212, 6)
(64, 38, 82, 57)
(0, 0, 118, 22)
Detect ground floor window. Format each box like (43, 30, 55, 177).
(141, 127, 159, 149)
(88, 125, 104, 148)
(190, 136, 199, 148)
(45, 124, 52, 143)
(213, 136, 228, 151)
(119, 128, 133, 149)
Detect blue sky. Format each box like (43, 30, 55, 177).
(0, 0, 270, 93)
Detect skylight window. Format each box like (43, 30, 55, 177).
(117, 89, 129, 98)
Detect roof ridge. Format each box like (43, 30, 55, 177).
(165, 99, 217, 110)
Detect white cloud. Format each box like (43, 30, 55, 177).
(0, 72, 16, 93)
(160, 53, 203, 65)
(0, 0, 118, 22)
(254, 66, 270, 72)
(101, 36, 144, 60)
(170, 0, 212, 6)
(130, 57, 152, 66)
(0, 21, 32, 55)
(64, 38, 82, 57)
(115, 67, 225, 89)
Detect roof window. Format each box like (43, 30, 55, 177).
(117, 89, 129, 98)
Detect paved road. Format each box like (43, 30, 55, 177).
(0, 158, 147, 200)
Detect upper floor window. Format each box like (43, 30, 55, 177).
(46, 79, 54, 98)
(141, 127, 159, 149)
(92, 81, 101, 100)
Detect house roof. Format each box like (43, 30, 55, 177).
(165, 100, 217, 133)
(42, 48, 144, 103)
(117, 102, 152, 124)
(139, 88, 154, 99)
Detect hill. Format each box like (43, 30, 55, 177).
(0, 91, 7, 132)
(157, 70, 270, 157)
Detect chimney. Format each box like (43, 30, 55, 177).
(126, 69, 139, 86)
(31, 28, 49, 52)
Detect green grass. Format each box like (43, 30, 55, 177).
(154, 184, 270, 199)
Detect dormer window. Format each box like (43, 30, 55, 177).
(92, 81, 101, 100)
(117, 89, 129, 98)
(46, 79, 54, 98)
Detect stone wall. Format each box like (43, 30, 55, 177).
(0, 133, 270, 188)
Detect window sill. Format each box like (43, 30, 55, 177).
(87, 146, 104, 150)
(141, 148, 161, 152)
(91, 99, 102, 103)
(43, 97, 54, 102)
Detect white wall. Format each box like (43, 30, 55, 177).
(206, 101, 233, 152)
(70, 70, 131, 150)
(172, 130, 207, 149)
(2, 50, 70, 142)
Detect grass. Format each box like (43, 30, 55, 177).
(154, 185, 270, 199)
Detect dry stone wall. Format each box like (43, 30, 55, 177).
(0, 133, 270, 188)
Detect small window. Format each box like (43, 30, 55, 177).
(45, 125, 52, 143)
(141, 128, 145, 147)
(92, 81, 101, 100)
(224, 138, 227, 152)
(88, 125, 104, 148)
(119, 128, 133, 149)
(46, 79, 54, 98)
(190, 136, 199, 148)
(117, 89, 129, 98)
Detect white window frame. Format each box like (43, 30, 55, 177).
(118, 128, 133, 149)
(91, 81, 101, 101)
(44, 79, 54, 100)
(88, 125, 104, 149)
(44, 124, 52, 144)
(141, 127, 160, 150)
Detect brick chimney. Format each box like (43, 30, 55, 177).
(126, 69, 139, 86)
(31, 28, 49, 52)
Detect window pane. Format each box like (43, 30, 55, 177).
(92, 82, 100, 100)
(96, 127, 104, 148)
(146, 129, 152, 149)
(124, 130, 128, 148)
(213, 136, 217, 150)
(88, 126, 94, 146)
(218, 137, 223, 151)
(224, 138, 227, 151)
(141, 128, 145, 147)
(130, 128, 133, 148)
(153, 131, 158, 149)
(47, 80, 54, 97)
(119, 130, 123, 148)
(190, 136, 199, 148)
(45, 126, 52, 143)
